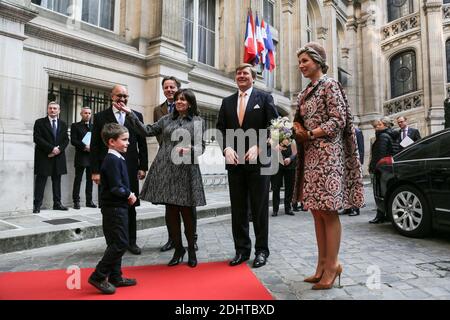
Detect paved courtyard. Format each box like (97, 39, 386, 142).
(1, 186, 450, 300)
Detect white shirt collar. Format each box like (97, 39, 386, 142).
(48, 116, 58, 122)
(239, 87, 253, 97)
(108, 149, 125, 160)
(112, 106, 124, 114)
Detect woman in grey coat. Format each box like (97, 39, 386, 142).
(120, 89, 206, 268)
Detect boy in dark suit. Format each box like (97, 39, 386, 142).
(90, 85, 148, 255)
(88, 123, 137, 295)
(33, 102, 69, 213)
(71, 107, 96, 209)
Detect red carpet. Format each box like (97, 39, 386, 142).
(0, 262, 273, 300)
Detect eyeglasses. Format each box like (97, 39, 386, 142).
(114, 94, 129, 99)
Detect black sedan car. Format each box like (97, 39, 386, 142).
(373, 128, 450, 238)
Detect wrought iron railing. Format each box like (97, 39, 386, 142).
(48, 80, 112, 126)
(199, 110, 218, 145)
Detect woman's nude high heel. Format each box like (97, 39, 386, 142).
(311, 264, 343, 290)
(303, 270, 324, 283)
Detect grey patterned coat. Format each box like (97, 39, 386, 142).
(126, 112, 206, 207)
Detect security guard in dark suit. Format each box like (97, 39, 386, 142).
(71, 107, 96, 209)
(33, 102, 69, 213)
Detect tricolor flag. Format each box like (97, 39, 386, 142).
(244, 11, 257, 64)
(254, 14, 265, 65)
(264, 22, 276, 71)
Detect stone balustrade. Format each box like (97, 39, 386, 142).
(443, 3, 450, 20)
(384, 91, 423, 116)
(382, 12, 419, 41)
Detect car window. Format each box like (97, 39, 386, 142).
(398, 134, 441, 160)
(439, 132, 450, 157)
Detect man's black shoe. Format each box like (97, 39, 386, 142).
(369, 217, 385, 224)
(292, 203, 300, 212)
(229, 254, 250, 266)
(272, 211, 278, 217)
(109, 277, 137, 287)
(88, 276, 116, 294)
(86, 201, 97, 208)
(160, 240, 174, 252)
(285, 210, 295, 216)
(349, 209, 360, 216)
(128, 244, 142, 255)
(253, 253, 267, 268)
(33, 206, 40, 214)
(73, 202, 81, 210)
(53, 203, 68, 211)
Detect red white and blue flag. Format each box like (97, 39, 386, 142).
(244, 11, 257, 63)
(254, 14, 265, 65)
(263, 21, 276, 71)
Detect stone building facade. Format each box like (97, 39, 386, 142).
(0, 0, 447, 215)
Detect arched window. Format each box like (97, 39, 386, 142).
(390, 50, 417, 98)
(387, 0, 413, 22)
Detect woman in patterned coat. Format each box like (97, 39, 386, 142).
(293, 42, 365, 290)
(120, 89, 206, 268)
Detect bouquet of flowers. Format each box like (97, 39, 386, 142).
(269, 116, 294, 148)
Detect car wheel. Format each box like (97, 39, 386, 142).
(387, 185, 431, 238)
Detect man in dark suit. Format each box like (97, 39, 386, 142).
(33, 102, 70, 213)
(90, 85, 148, 255)
(71, 107, 96, 210)
(216, 63, 278, 268)
(396, 116, 421, 149)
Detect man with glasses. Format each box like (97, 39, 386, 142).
(90, 85, 148, 255)
(396, 116, 421, 151)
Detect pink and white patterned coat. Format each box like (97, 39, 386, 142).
(293, 75, 365, 211)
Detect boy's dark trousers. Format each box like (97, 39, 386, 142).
(91, 206, 129, 282)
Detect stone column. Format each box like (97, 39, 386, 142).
(323, 0, 338, 78)
(146, 0, 186, 59)
(358, 3, 382, 117)
(0, 0, 37, 215)
(280, 0, 294, 95)
(218, 0, 239, 74)
(345, 15, 360, 116)
(423, 0, 446, 133)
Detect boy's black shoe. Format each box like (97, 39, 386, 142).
(109, 277, 137, 287)
(88, 276, 116, 294)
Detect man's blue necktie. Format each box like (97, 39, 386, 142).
(169, 103, 174, 113)
(118, 112, 125, 126)
(52, 119, 57, 141)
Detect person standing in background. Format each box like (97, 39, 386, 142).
(71, 107, 96, 210)
(33, 102, 69, 213)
